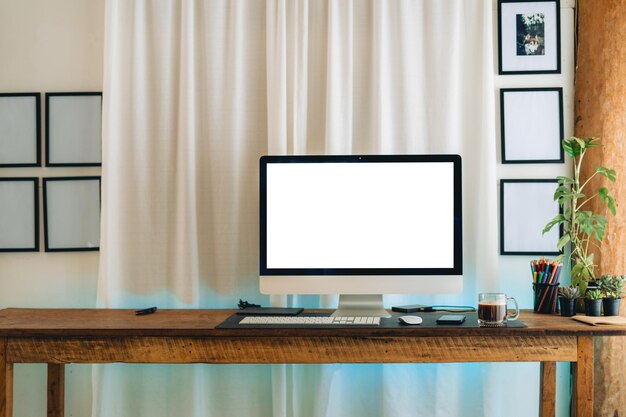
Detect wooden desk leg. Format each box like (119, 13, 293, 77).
(47, 364, 65, 417)
(572, 336, 594, 417)
(0, 339, 13, 417)
(540, 361, 556, 417)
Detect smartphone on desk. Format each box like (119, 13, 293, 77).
(436, 314, 466, 325)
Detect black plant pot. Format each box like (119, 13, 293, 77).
(602, 298, 621, 316)
(585, 299, 602, 316)
(575, 281, 600, 313)
(559, 298, 577, 317)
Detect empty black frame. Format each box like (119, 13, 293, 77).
(45, 92, 102, 167)
(500, 87, 564, 163)
(0, 178, 39, 252)
(498, 0, 561, 75)
(0, 93, 41, 167)
(43, 176, 101, 252)
(500, 179, 562, 255)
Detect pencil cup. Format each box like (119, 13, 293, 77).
(533, 283, 559, 314)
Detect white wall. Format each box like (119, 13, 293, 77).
(0, 1, 104, 416)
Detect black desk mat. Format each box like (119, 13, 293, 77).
(216, 312, 527, 329)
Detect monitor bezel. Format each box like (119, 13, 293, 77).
(259, 154, 463, 277)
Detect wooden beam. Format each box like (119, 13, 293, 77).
(47, 364, 64, 417)
(576, 1, 626, 415)
(539, 361, 556, 417)
(6, 335, 578, 364)
(576, 0, 626, 280)
(573, 336, 594, 417)
(0, 339, 12, 417)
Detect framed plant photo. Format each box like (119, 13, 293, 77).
(43, 177, 101, 252)
(0, 178, 39, 252)
(0, 93, 41, 167)
(498, 0, 561, 74)
(45, 92, 102, 166)
(500, 179, 561, 255)
(500, 87, 564, 163)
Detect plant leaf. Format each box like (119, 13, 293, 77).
(608, 196, 617, 216)
(599, 187, 609, 200)
(553, 185, 573, 202)
(557, 233, 570, 250)
(557, 176, 575, 185)
(597, 187, 617, 216)
(585, 137, 601, 148)
(575, 211, 597, 236)
(597, 167, 617, 182)
(562, 139, 579, 158)
(574, 137, 586, 149)
(543, 214, 567, 234)
(591, 214, 608, 241)
(572, 264, 586, 284)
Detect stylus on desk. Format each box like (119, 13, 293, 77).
(135, 307, 158, 315)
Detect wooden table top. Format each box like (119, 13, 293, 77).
(0, 308, 623, 338)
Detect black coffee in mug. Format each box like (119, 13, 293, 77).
(477, 293, 519, 326)
(478, 303, 507, 323)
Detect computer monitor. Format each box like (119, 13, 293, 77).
(259, 154, 463, 317)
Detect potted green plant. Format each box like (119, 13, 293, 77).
(543, 137, 617, 298)
(598, 274, 624, 316)
(557, 286, 580, 317)
(584, 289, 603, 316)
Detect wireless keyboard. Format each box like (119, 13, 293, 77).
(238, 316, 380, 326)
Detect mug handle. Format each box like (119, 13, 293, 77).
(506, 296, 520, 321)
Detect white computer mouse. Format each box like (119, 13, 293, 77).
(398, 315, 423, 325)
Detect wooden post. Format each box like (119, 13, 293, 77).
(47, 364, 64, 417)
(576, 1, 626, 416)
(539, 362, 556, 417)
(576, 0, 626, 274)
(0, 339, 13, 417)
(573, 336, 594, 417)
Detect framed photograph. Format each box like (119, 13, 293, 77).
(0, 178, 39, 252)
(498, 0, 561, 74)
(43, 177, 101, 252)
(500, 179, 561, 255)
(500, 87, 564, 163)
(0, 93, 41, 167)
(45, 92, 102, 166)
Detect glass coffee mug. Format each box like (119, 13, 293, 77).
(478, 293, 519, 327)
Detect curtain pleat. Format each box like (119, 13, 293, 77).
(95, 1, 529, 417)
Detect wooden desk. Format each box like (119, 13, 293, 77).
(0, 309, 621, 417)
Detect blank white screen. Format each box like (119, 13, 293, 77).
(266, 162, 454, 269)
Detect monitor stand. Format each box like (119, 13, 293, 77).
(331, 294, 391, 318)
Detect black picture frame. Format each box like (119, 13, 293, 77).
(500, 179, 562, 255)
(45, 92, 102, 167)
(498, 0, 561, 75)
(0, 93, 41, 167)
(43, 176, 101, 252)
(0, 177, 39, 252)
(500, 87, 564, 163)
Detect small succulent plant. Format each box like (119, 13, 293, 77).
(558, 286, 580, 300)
(598, 274, 625, 299)
(585, 289, 602, 301)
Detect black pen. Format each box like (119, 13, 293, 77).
(135, 306, 158, 315)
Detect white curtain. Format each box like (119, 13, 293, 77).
(96, 1, 537, 417)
